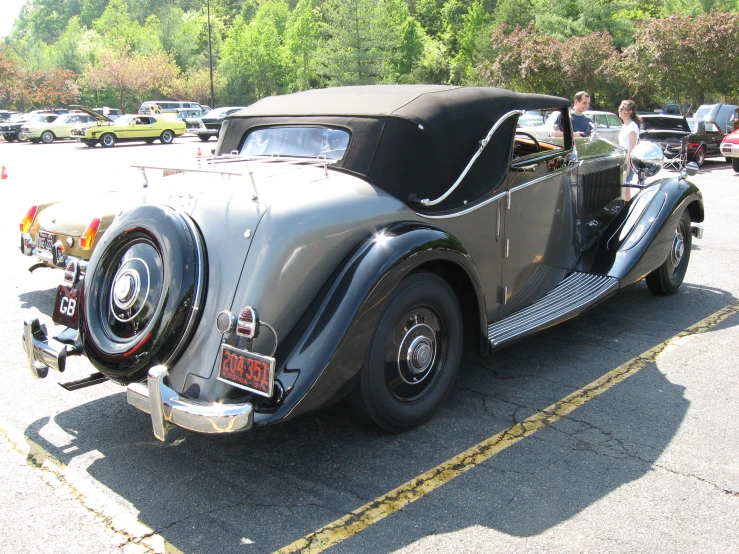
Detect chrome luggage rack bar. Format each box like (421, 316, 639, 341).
(132, 154, 339, 188)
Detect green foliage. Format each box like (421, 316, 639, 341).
(3, 0, 739, 112)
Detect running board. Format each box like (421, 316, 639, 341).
(488, 272, 619, 349)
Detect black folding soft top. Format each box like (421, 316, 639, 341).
(220, 85, 570, 211)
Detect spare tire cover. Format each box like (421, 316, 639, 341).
(81, 204, 206, 383)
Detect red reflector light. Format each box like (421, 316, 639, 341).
(237, 307, 259, 338)
(20, 205, 38, 233)
(79, 217, 101, 250)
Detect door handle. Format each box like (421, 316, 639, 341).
(496, 200, 501, 240)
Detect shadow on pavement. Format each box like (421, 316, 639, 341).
(23, 281, 738, 553)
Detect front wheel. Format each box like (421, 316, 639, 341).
(352, 272, 463, 432)
(732, 158, 739, 173)
(160, 130, 174, 144)
(197, 134, 210, 142)
(646, 210, 692, 296)
(693, 146, 705, 167)
(41, 130, 55, 143)
(18, 132, 28, 142)
(100, 133, 116, 148)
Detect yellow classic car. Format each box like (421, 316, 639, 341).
(24, 112, 98, 143)
(71, 113, 186, 147)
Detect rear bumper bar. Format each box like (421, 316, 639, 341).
(127, 366, 254, 442)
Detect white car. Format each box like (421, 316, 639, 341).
(24, 112, 98, 143)
(518, 109, 622, 142)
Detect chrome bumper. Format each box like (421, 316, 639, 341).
(127, 366, 254, 442)
(22, 318, 70, 378)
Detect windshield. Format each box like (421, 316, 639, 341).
(240, 127, 350, 160)
(116, 114, 136, 125)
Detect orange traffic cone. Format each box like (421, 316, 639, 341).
(196, 147, 202, 158)
(1, 166, 7, 180)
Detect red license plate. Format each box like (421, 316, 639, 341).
(38, 230, 54, 252)
(52, 285, 82, 328)
(217, 344, 275, 397)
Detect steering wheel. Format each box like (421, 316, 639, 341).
(515, 131, 541, 153)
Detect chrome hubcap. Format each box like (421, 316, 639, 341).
(397, 321, 436, 385)
(110, 258, 150, 322)
(671, 229, 685, 268)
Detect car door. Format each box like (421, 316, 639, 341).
(499, 131, 578, 317)
(703, 121, 723, 156)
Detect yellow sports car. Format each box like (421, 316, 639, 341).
(71, 112, 186, 147)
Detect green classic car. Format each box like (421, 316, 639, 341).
(71, 112, 186, 147)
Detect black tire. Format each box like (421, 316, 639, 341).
(144, 138, 155, 144)
(3, 135, 14, 142)
(81, 205, 207, 383)
(198, 134, 210, 142)
(29, 139, 40, 144)
(352, 272, 463, 432)
(83, 141, 96, 148)
(646, 210, 692, 296)
(732, 158, 739, 173)
(693, 146, 705, 167)
(18, 132, 28, 142)
(41, 130, 55, 143)
(160, 130, 174, 144)
(100, 133, 116, 148)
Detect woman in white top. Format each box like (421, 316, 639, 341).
(618, 99, 640, 200)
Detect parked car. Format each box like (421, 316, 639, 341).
(639, 114, 695, 169)
(197, 106, 248, 141)
(175, 107, 206, 132)
(24, 112, 98, 143)
(720, 129, 739, 172)
(138, 100, 206, 114)
(1, 111, 57, 142)
(71, 113, 186, 147)
(661, 103, 692, 116)
(22, 85, 704, 443)
(517, 109, 621, 142)
(20, 192, 132, 271)
(93, 107, 122, 120)
(686, 118, 729, 166)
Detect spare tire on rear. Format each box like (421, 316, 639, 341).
(81, 205, 207, 383)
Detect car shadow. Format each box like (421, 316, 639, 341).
(19, 287, 57, 318)
(21, 281, 738, 552)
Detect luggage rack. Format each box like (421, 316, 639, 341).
(132, 153, 340, 201)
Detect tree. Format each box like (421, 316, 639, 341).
(83, 50, 180, 112)
(0, 46, 23, 109)
(18, 68, 80, 108)
(319, 0, 409, 85)
(283, 0, 320, 91)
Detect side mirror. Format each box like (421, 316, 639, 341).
(682, 162, 699, 178)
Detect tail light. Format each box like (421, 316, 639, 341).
(237, 307, 260, 338)
(78, 217, 101, 250)
(20, 205, 38, 233)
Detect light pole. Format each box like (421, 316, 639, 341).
(207, 0, 215, 108)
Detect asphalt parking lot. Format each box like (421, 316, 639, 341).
(1, 137, 738, 554)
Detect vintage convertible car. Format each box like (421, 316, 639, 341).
(71, 113, 186, 147)
(22, 85, 704, 443)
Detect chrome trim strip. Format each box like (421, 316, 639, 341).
(417, 190, 507, 219)
(508, 166, 571, 195)
(419, 109, 524, 206)
(128, 366, 254, 442)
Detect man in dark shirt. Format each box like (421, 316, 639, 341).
(551, 91, 594, 137)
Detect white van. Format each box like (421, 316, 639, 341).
(138, 100, 205, 114)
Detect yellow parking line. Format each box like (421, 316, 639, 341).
(275, 301, 739, 554)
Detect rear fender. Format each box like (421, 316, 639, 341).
(257, 222, 486, 424)
(577, 177, 703, 285)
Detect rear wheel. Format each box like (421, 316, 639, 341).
(198, 134, 210, 142)
(41, 130, 55, 143)
(83, 140, 96, 147)
(29, 139, 40, 144)
(160, 130, 174, 144)
(732, 158, 739, 173)
(693, 146, 705, 167)
(646, 210, 692, 296)
(352, 272, 463, 432)
(100, 133, 116, 148)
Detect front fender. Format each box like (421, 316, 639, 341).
(255, 222, 486, 425)
(577, 176, 703, 285)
